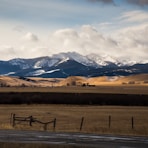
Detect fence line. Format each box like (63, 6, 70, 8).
(80, 117, 84, 131)
(10, 114, 144, 132)
(108, 115, 111, 128)
(10, 113, 56, 131)
(131, 116, 134, 129)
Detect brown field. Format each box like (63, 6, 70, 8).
(0, 85, 148, 94)
(0, 74, 148, 96)
(0, 105, 148, 136)
(0, 74, 148, 138)
(0, 74, 148, 88)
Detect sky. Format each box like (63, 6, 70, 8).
(0, 0, 148, 62)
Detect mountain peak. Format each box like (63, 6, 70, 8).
(0, 52, 147, 78)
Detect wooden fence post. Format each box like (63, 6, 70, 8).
(109, 115, 111, 128)
(29, 116, 33, 126)
(12, 114, 15, 127)
(53, 118, 56, 130)
(10, 113, 13, 125)
(131, 117, 134, 129)
(44, 123, 47, 131)
(80, 117, 84, 131)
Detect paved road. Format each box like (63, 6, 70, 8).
(0, 130, 148, 148)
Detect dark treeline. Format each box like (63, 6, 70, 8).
(0, 92, 148, 106)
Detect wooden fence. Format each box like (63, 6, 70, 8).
(108, 115, 135, 129)
(10, 113, 56, 131)
(10, 114, 136, 131)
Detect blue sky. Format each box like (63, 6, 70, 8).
(0, 0, 148, 62)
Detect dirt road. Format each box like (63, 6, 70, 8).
(0, 130, 148, 147)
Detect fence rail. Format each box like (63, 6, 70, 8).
(10, 113, 56, 131)
(10, 114, 144, 132)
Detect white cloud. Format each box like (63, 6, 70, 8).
(13, 25, 25, 32)
(0, 8, 147, 63)
(114, 23, 148, 60)
(48, 23, 148, 62)
(119, 10, 148, 23)
(48, 25, 118, 56)
(0, 44, 49, 60)
(22, 32, 39, 42)
(0, 45, 16, 60)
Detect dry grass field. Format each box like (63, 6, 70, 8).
(0, 74, 148, 88)
(0, 85, 148, 94)
(0, 74, 148, 138)
(0, 105, 148, 136)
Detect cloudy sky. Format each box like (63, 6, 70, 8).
(0, 0, 148, 62)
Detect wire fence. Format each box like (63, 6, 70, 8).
(10, 113, 148, 135)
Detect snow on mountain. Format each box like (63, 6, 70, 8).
(55, 57, 69, 66)
(29, 69, 45, 76)
(3, 72, 16, 76)
(9, 58, 30, 69)
(8, 52, 145, 69)
(46, 69, 60, 74)
(27, 69, 60, 76)
(87, 54, 118, 66)
(1, 52, 147, 78)
(52, 52, 98, 67)
(117, 60, 138, 66)
(33, 58, 59, 69)
(86, 53, 147, 67)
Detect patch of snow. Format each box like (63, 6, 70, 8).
(9, 59, 25, 65)
(46, 69, 60, 74)
(48, 59, 59, 67)
(52, 52, 98, 67)
(28, 70, 45, 76)
(55, 57, 69, 66)
(34, 58, 59, 69)
(33, 65, 42, 69)
(113, 69, 138, 73)
(117, 60, 137, 66)
(9, 58, 30, 69)
(87, 54, 118, 67)
(28, 69, 60, 76)
(3, 72, 16, 76)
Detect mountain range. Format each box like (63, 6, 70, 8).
(0, 52, 148, 78)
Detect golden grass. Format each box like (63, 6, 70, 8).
(0, 105, 148, 136)
(0, 85, 148, 94)
(0, 74, 148, 88)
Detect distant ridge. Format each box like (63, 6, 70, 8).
(0, 52, 148, 78)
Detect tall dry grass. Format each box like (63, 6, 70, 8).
(0, 105, 148, 136)
(0, 85, 148, 94)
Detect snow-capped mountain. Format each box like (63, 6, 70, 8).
(0, 52, 148, 78)
(87, 54, 118, 66)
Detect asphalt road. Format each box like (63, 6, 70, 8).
(0, 130, 148, 148)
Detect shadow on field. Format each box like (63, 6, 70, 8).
(0, 142, 85, 148)
(0, 92, 148, 106)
